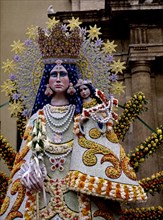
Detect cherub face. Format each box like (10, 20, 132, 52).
(79, 84, 91, 100)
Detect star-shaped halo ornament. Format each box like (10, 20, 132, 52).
(111, 81, 126, 95)
(87, 24, 102, 40)
(26, 25, 38, 40)
(1, 80, 16, 96)
(46, 17, 59, 30)
(102, 40, 117, 54)
(110, 59, 126, 74)
(67, 17, 82, 31)
(11, 40, 25, 54)
(8, 100, 23, 117)
(2, 59, 16, 73)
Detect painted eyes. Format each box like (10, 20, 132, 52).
(50, 71, 68, 77)
(80, 88, 88, 92)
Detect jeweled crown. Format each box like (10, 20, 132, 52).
(38, 22, 83, 64)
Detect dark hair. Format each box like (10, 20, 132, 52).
(31, 63, 82, 115)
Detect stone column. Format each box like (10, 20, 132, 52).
(131, 60, 154, 147)
(131, 61, 160, 204)
(123, 72, 133, 153)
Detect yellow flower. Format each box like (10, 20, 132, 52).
(26, 25, 38, 40)
(67, 17, 82, 31)
(110, 59, 126, 74)
(87, 24, 102, 40)
(46, 17, 59, 29)
(102, 40, 117, 54)
(1, 80, 16, 96)
(8, 100, 23, 117)
(111, 81, 126, 95)
(2, 59, 15, 73)
(11, 40, 25, 54)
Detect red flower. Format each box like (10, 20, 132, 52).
(113, 98, 118, 106)
(84, 110, 90, 117)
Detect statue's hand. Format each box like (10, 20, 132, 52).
(19, 160, 47, 192)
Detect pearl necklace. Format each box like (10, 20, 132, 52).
(45, 104, 71, 119)
(45, 148, 72, 161)
(43, 104, 75, 134)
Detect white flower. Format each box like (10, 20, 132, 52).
(32, 125, 37, 135)
(35, 143, 41, 151)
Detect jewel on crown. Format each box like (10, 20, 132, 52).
(38, 21, 83, 63)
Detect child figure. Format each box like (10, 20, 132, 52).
(74, 79, 119, 139)
(68, 79, 147, 219)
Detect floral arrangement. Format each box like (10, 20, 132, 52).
(17, 116, 28, 139)
(139, 170, 163, 195)
(0, 135, 16, 170)
(128, 126, 163, 171)
(27, 117, 46, 157)
(0, 172, 9, 208)
(114, 92, 148, 140)
(121, 206, 163, 220)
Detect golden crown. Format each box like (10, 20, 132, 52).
(38, 22, 83, 64)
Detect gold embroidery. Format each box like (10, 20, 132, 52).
(6, 211, 23, 220)
(101, 153, 121, 179)
(14, 144, 29, 165)
(120, 145, 137, 181)
(23, 126, 32, 140)
(49, 105, 70, 113)
(0, 196, 10, 215)
(78, 136, 111, 166)
(106, 130, 119, 143)
(78, 136, 121, 179)
(45, 139, 73, 154)
(89, 128, 101, 139)
(6, 179, 26, 219)
(83, 98, 97, 109)
(78, 136, 121, 172)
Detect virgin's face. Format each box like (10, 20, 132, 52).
(79, 85, 91, 99)
(49, 71, 70, 94)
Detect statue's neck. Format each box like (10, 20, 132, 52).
(50, 94, 69, 106)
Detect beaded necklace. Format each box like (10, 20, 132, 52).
(82, 99, 114, 124)
(43, 104, 75, 134)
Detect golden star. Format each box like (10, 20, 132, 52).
(2, 59, 15, 73)
(8, 100, 23, 117)
(87, 24, 102, 40)
(46, 17, 60, 29)
(111, 81, 126, 95)
(67, 17, 82, 31)
(11, 40, 25, 54)
(102, 40, 117, 54)
(26, 25, 38, 40)
(110, 59, 126, 74)
(1, 80, 16, 96)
